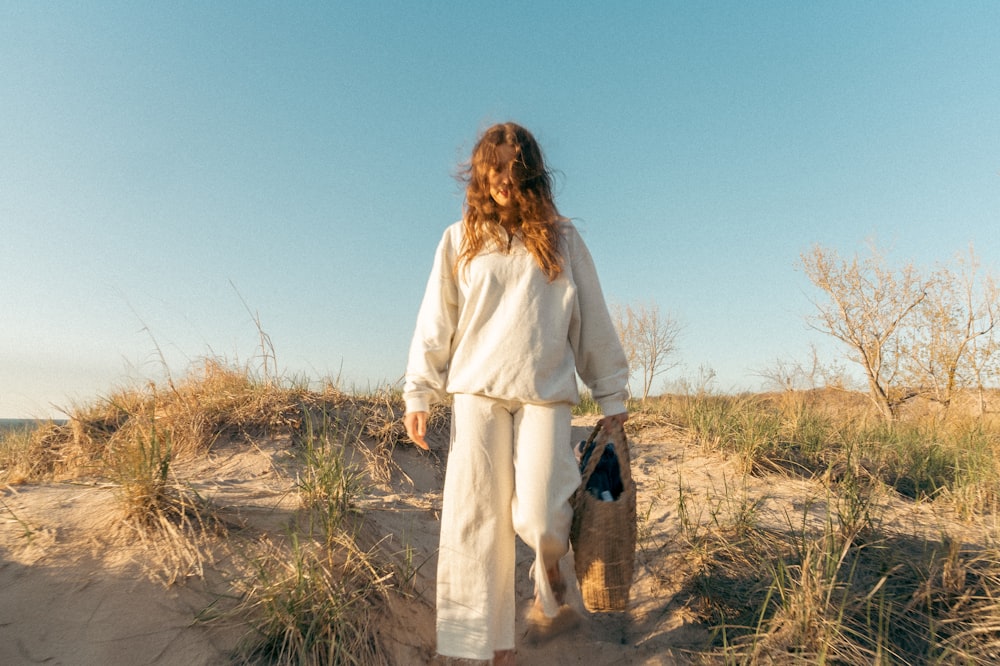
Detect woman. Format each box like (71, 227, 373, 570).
(403, 122, 628, 664)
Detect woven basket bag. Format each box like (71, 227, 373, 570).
(569, 420, 637, 612)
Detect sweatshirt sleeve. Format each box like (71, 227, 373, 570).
(567, 227, 630, 416)
(403, 227, 460, 414)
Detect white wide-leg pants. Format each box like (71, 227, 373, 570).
(436, 394, 581, 660)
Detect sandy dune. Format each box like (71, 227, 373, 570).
(2, 414, 980, 665)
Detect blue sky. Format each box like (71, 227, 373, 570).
(2, 2, 999, 418)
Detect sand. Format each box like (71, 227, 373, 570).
(1, 415, 983, 665)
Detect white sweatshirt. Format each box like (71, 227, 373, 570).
(404, 220, 629, 416)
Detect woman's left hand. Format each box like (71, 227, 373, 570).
(600, 411, 628, 435)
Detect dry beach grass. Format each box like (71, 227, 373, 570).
(2, 361, 1000, 664)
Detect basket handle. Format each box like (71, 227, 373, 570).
(578, 423, 608, 485)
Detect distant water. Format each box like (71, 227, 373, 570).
(0, 418, 68, 436)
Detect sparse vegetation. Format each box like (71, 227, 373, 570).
(0, 354, 458, 663)
(641, 390, 1000, 513)
(232, 532, 391, 666)
(0, 424, 49, 485)
(2, 358, 999, 664)
(631, 386, 1000, 664)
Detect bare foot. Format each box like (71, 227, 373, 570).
(525, 604, 581, 645)
(527, 564, 566, 620)
(525, 564, 580, 644)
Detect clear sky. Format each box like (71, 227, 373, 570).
(3, 2, 999, 418)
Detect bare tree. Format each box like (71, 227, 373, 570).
(612, 301, 682, 401)
(967, 290, 1000, 415)
(899, 248, 999, 410)
(755, 344, 853, 392)
(755, 356, 809, 392)
(800, 242, 930, 420)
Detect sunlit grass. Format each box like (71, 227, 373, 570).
(635, 388, 1000, 665)
(231, 532, 391, 666)
(3, 361, 999, 664)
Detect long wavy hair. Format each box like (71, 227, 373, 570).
(456, 123, 564, 281)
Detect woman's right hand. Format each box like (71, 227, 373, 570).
(404, 411, 430, 450)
